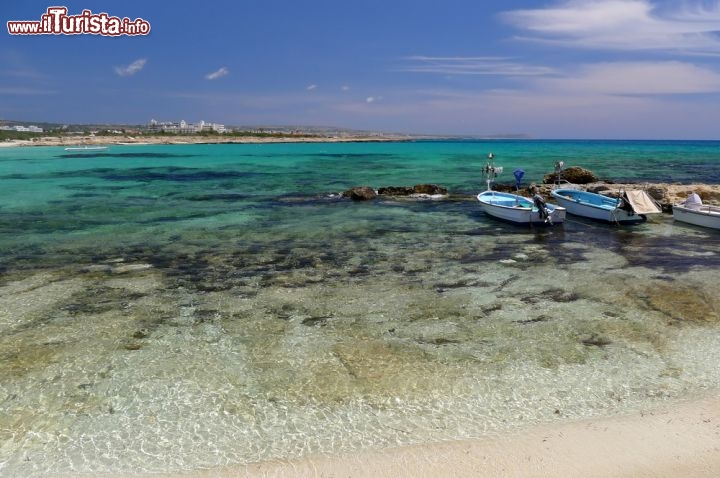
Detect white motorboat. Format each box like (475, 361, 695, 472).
(672, 203, 720, 230)
(477, 190, 566, 225)
(476, 153, 565, 225)
(64, 146, 109, 152)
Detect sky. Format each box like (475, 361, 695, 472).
(3, 0, 720, 139)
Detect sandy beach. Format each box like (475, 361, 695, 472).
(143, 395, 720, 478)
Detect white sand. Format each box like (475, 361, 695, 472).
(147, 395, 720, 478)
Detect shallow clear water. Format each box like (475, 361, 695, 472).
(1, 140, 720, 476)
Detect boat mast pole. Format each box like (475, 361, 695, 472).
(554, 161, 564, 187)
(484, 153, 496, 192)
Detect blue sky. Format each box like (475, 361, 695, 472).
(3, 0, 720, 139)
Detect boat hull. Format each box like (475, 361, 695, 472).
(672, 204, 720, 230)
(551, 188, 644, 224)
(64, 146, 108, 152)
(477, 191, 565, 225)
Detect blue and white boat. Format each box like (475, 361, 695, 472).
(551, 188, 660, 224)
(477, 190, 566, 225)
(476, 153, 565, 225)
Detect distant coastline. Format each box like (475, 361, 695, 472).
(0, 133, 422, 148)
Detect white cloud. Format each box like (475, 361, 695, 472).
(341, 85, 350, 91)
(407, 86, 720, 138)
(114, 58, 147, 77)
(535, 61, 720, 95)
(205, 67, 229, 80)
(307, 84, 318, 90)
(401, 56, 555, 76)
(501, 0, 720, 54)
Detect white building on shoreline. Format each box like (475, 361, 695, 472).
(148, 119, 226, 134)
(0, 125, 44, 133)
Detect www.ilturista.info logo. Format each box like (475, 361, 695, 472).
(7, 7, 150, 36)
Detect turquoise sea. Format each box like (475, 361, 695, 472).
(1, 140, 719, 476)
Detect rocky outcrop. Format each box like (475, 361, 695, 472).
(377, 186, 414, 196)
(544, 166, 598, 184)
(584, 183, 720, 209)
(412, 184, 448, 195)
(343, 186, 377, 201)
(344, 184, 448, 200)
(569, 167, 599, 183)
(343, 178, 720, 209)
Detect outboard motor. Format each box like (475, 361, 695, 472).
(530, 186, 552, 223)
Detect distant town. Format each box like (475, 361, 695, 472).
(147, 119, 227, 134)
(0, 124, 45, 133)
(0, 118, 419, 147)
(0, 119, 527, 146)
(0, 118, 394, 139)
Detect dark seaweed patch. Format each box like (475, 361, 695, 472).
(56, 168, 115, 177)
(5, 166, 262, 184)
(57, 152, 201, 160)
(301, 316, 331, 327)
(69, 192, 110, 199)
(186, 193, 250, 202)
(60, 287, 146, 316)
(139, 213, 215, 224)
(101, 169, 263, 182)
(417, 337, 461, 345)
(434, 279, 481, 292)
(581, 334, 612, 347)
(311, 153, 398, 159)
(0, 212, 107, 233)
(515, 315, 552, 324)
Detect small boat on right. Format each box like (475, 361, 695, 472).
(551, 188, 661, 225)
(672, 203, 720, 230)
(64, 145, 108, 152)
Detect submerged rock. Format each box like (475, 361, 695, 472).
(344, 184, 448, 199)
(132, 329, 150, 339)
(378, 186, 414, 196)
(581, 334, 612, 347)
(412, 184, 448, 195)
(343, 186, 377, 201)
(301, 316, 331, 327)
(417, 337, 461, 346)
